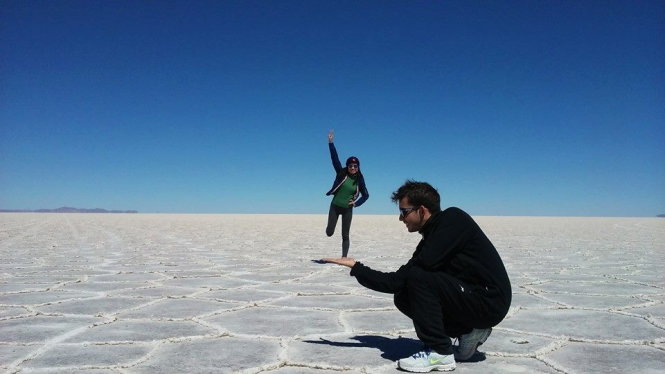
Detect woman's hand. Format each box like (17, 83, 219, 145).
(328, 130, 334, 143)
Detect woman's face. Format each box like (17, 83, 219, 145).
(347, 163, 359, 175)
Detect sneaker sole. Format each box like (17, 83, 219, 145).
(397, 362, 456, 372)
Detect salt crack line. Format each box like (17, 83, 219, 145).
(279, 361, 353, 372)
(498, 326, 662, 346)
(192, 302, 268, 320)
(604, 309, 665, 330)
(74, 332, 231, 347)
(291, 329, 416, 341)
(191, 316, 232, 335)
(278, 337, 290, 360)
(110, 340, 165, 372)
(295, 291, 353, 296)
(603, 274, 665, 290)
(486, 339, 567, 359)
(234, 339, 300, 374)
(536, 355, 572, 374)
(338, 310, 352, 333)
(46, 277, 93, 291)
(0, 311, 39, 323)
(647, 316, 665, 330)
(198, 294, 295, 309)
(234, 360, 285, 374)
(504, 305, 523, 319)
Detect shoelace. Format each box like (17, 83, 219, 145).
(411, 348, 433, 359)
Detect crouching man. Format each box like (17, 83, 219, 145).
(323, 180, 511, 372)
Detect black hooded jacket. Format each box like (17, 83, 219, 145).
(350, 207, 511, 325)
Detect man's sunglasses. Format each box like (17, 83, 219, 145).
(399, 206, 420, 218)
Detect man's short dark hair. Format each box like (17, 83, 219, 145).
(391, 180, 441, 214)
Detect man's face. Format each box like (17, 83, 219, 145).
(398, 197, 423, 232)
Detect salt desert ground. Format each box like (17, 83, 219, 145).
(1, 213, 664, 373)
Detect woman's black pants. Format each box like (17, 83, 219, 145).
(326, 202, 353, 257)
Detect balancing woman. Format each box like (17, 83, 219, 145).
(325, 130, 369, 257)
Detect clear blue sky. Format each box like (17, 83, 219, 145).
(1, 1, 663, 216)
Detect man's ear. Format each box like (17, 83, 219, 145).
(419, 206, 431, 221)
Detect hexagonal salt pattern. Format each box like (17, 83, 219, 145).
(1, 214, 663, 373)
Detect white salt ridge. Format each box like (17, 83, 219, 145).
(0, 213, 663, 373)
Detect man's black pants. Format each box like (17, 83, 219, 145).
(394, 266, 504, 355)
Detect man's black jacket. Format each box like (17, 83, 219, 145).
(350, 207, 511, 325)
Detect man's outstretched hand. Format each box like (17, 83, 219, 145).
(321, 257, 357, 268)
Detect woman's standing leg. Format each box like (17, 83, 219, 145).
(341, 206, 353, 257)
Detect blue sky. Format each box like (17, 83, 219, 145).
(1, 1, 663, 216)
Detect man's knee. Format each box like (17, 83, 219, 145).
(325, 228, 334, 237)
(403, 267, 449, 301)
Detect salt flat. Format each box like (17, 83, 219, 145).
(0, 213, 663, 374)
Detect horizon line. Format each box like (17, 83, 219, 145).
(1, 210, 662, 219)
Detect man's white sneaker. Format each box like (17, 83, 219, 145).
(397, 348, 456, 372)
(454, 328, 492, 361)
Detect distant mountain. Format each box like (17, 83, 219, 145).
(0, 206, 138, 213)
(658, 214, 665, 218)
